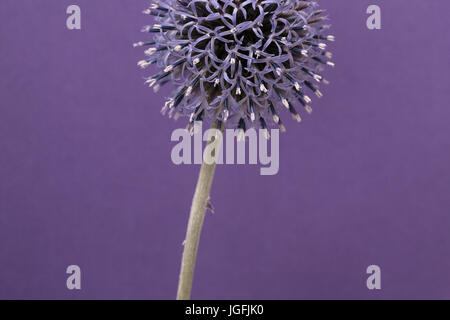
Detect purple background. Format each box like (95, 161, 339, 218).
(1, 0, 449, 299)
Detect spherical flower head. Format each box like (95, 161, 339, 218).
(136, 0, 335, 132)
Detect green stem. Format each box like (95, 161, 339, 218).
(176, 121, 222, 300)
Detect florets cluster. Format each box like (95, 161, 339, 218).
(136, 0, 334, 134)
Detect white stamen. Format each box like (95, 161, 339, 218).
(262, 129, 270, 140)
(273, 114, 280, 123)
(138, 60, 150, 69)
(164, 65, 173, 73)
(326, 61, 335, 67)
(236, 87, 241, 95)
(185, 86, 193, 97)
(304, 95, 312, 103)
(318, 43, 327, 50)
(325, 52, 333, 59)
(223, 110, 229, 121)
(214, 78, 220, 87)
(230, 57, 236, 65)
(294, 82, 301, 91)
(164, 99, 174, 110)
(174, 45, 182, 52)
(250, 112, 255, 122)
(301, 49, 308, 57)
(145, 48, 157, 56)
(260, 84, 268, 93)
(276, 68, 282, 76)
(305, 105, 313, 114)
(146, 78, 157, 87)
(315, 90, 323, 98)
(294, 114, 302, 122)
(193, 58, 200, 65)
(153, 24, 162, 30)
(327, 35, 335, 41)
(313, 74, 322, 82)
(133, 41, 144, 47)
(282, 98, 289, 108)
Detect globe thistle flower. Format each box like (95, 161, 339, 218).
(136, 0, 335, 133)
(135, 1, 335, 300)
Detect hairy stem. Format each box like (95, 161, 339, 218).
(176, 121, 222, 300)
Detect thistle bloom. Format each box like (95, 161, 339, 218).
(136, 0, 334, 133)
(135, 0, 335, 300)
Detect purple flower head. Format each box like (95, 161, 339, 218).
(136, 0, 334, 132)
